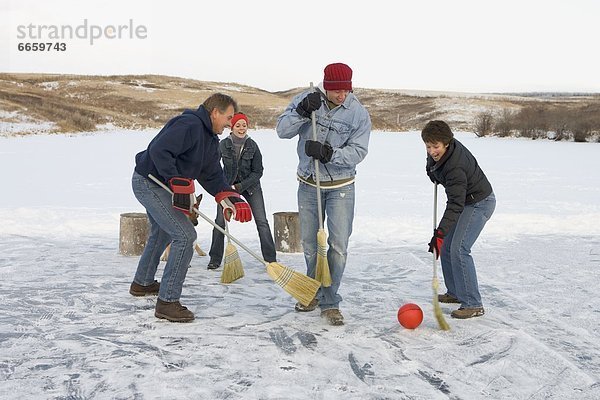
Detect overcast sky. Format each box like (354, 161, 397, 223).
(2, 0, 599, 93)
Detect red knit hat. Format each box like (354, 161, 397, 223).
(323, 63, 353, 91)
(231, 113, 248, 127)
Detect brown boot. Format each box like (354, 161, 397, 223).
(155, 299, 195, 322)
(451, 307, 485, 319)
(129, 280, 160, 296)
(294, 298, 318, 312)
(438, 293, 460, 304)
(321, 309, 344, 326)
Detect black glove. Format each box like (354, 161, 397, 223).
(428, 229, 444, 260)
(169, 177, 195, 215)
(305, 140, 333, 163)
(295, 92, 322, 118)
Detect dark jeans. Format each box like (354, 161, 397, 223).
(209, 187, 277, 264)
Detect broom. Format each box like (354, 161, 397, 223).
(220, 220, 244, 284)
(310, 82, 332, 287)
(432, 183, 451, 331)
(148, 174, 320, 306)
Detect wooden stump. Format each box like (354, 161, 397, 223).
(119, 212, 149, 256)
(273, 211, 302, 253)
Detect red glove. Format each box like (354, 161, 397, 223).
(428, 229, 444, 259)
(169, 177, 195, 215)
(215, 191, 252, 222)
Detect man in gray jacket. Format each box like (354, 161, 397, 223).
(276, 63, 371, 326)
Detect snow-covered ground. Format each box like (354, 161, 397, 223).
(1, 129, 599, 399)
(0, 110, 57, 136)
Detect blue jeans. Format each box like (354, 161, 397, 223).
(298, 181, 355, 310)
(209, 187, 277, 263)
(440, 192, 496, 308)
(131, 171, 197, 302)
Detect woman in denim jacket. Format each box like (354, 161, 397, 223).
(208, 113, 277, 269)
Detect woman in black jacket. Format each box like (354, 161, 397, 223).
(422, 120, 496, 319)
(208, 113, 277, 269)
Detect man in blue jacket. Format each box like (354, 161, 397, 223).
(130, 93, 252, 322)
(276, 63, 372, 326)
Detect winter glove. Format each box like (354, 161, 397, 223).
(169, 177, 195, 215)
(305, 140, 333, 163)
(295, 92, 322, 118)
(215, 191, 252, 223)
(428, 229, 444, 260)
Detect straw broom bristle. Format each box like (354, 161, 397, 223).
(266, 262, 320, 307)
(315, 229, 331, 287)
(221, 242, 244, 284)
(432, 276, 451, 331)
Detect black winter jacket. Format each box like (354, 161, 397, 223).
(134, 106, 230, 196)
(426, 139, 493, 234)
(220, 135, 264, 196)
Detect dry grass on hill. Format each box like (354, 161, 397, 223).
(0, 73, 598, 136)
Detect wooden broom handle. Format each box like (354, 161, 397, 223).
(310, 82, 324, 231)
(148, 174, 267, 267)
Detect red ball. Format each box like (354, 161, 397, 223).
(397, 303, 423, 329)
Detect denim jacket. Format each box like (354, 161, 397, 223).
(276, 88, 371, 182)
(219, 135, 263, 196)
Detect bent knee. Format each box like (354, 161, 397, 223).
(173, 225, 197, 244)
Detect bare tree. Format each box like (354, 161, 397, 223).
(474, 112, 493, 137)
(547, 108, 569, 141)
(495, 108, 514, 137)
(515, 106, 547, 139)
(570, 114, 591, 142)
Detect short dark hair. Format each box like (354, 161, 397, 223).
(421, 120, 454, 145)
(202, 93, 238, 114)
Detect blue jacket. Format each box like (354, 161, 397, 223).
(134, 106, 229, 196)
(220, 135, 263, 196)
(276, 88, 371, 182)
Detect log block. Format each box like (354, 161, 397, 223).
(119, 212, 149, 256)
(273, 211, 302, 253)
